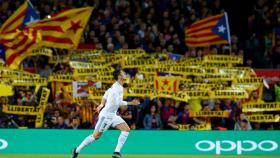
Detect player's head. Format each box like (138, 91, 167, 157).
(113, 69, 126, 85)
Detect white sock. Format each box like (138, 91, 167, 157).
(76, 135, 95, 153)
(114, 131, 129, 153)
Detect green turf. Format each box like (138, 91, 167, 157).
(0, 155, 279, 158)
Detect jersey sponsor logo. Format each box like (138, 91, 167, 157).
(195, 140, 278, 155)
(0, 139, 8, 150)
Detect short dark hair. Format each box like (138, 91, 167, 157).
(113, 69, 121, 80)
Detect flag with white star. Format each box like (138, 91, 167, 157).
(185, 12, 231, 47)
(0, 0, 40, 67)
(0, 2, 93, 68)
(21, 0, 40, 29)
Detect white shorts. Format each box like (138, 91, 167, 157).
(95, 113, 125, 132)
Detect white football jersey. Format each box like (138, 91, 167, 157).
(100, 82, 127, 115)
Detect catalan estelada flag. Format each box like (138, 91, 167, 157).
(0, 0, 40, 68)
(26, 7, 94, 49)
(0, 2, 93, 68)
(155, 76, 178, 93)
(0, 0, 39, 34)
(185, 12, 231, 47)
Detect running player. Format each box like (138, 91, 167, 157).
(72, 69, 140, 158)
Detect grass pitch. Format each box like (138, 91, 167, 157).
(0, 155, 278, 158)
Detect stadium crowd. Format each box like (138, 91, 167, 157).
(0, 0, 280, 130)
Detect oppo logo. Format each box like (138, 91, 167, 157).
(195, 140, 278, 155)
(0, 139, 8, 150)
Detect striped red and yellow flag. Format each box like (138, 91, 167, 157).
(0, 1, 28, 34)
(185, 13, 231, 47)
(26, 7, 94, 49)
(5, 29, 41, 68)
(0, 0, 41, 68)
(1, 6, 93, 68)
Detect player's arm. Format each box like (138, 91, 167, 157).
(96, 89, 110, 113)
(96, 97, 106, 113)
(120, 99, 140, 106)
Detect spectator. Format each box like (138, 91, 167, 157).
(55, 116, 68, 129)
(176, 104, 192, 125)
(234, 114, 252, 130)
(160, 99, 175, 128)
(39, 65, 52, 78)
(235, 119, 252, 130)
(222, 99, 237, 130)
(211, 100, 227, 130)
(68, 117, 81, 129)
(143, 105, 161, 130)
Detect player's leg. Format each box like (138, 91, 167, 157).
(112, 116, 130, 158)
(75, 131, 103, 153)
(72, 115, 111, 158)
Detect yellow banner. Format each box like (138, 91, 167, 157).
(233, 77, 263, 85)
(202, 62, 232, 67)
(104, 54, 123, 64)
(189, 111, 230, 118)
(35, 88, 50, 128)
(156, 91, 190, 102)
(122, 59, 158, 68)
(116, 49, 146, 55)
(0, 68, 40, 78)
(49, 54, 69, 63)
(247, 114, 280, 122)
(219, 67, 253, 77)
(38, 88, 50, 107)
(158, 60, 177, 66)
(93, 75, 114, 83)
(28, 48, 52, 57)
(178, 124, 211, 130)
(185, 91, 210, 99)
(0, 84, 13, 96)
(242, 102, 280, 112)
(194, 74, 234, 82)
(178, 78, 192, 85)
(50, 50, 104, 63)
(203, 55, 243, 64)
(69, 61, 100, 69)
(73, 67, 114, 76)
(69, 49, 102, 55)
(131, 78, 154, 86)
(71, 53, 105, 62)
(169, 66, 204, 75)
(2, 105, 41, 115)
(209, 89, 249, 99)
(180, 58, 202, 66)
(49, 74, 74, 82)
(203, 67, 219, 74)
(11, 78, 47, 86)
(124, 88, 155, 98)
(180, 83, 221, 91)
(73, 97, 95, 102)
(232, 84, 260, 91)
